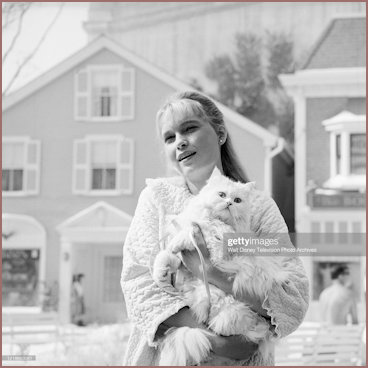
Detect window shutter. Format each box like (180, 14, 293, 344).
(73, 139, 89, 194)
(117, 138, 134, 194)
(75, 69, 89, 120)
(120, 68, 134, 120)
(24, 140, 41, 195)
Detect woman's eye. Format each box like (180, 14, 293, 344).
(186, 126, 196, 132)
(218, 192, 226, 198)
(165, 136, 174, 143)
(234, 197, 242, 203)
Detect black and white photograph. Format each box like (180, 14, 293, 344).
(2, 1, 366, 366)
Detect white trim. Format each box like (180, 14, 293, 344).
(3, 36, 277, 146)
(280, 68, 366, 97)
(293, 93, 307, 232)
(264, 138, 285, 195)
(322, 111, 366, 132)
(72, 134, 134, 196)
(57, 200, 131, 323)
(2, 136, 41, 197)
(56, 201, 132, 243)
(57, 201, 132, 231)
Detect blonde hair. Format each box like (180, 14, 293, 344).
(156, 91, 249, 183)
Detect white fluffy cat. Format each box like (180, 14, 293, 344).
(152, 168, 291, 366)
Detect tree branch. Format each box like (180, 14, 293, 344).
(3, 3, 64, 96)
(2, 3, 31, 64)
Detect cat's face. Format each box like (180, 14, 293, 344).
(199, 174, 254, 226)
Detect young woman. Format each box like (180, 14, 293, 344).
(121, 91, 309, 365)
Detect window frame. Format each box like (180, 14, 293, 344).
(74, 65, 135, 122)
(323, 111, 366, 190)
(72, 135, 134, 196)
(2, 137, 41, 197)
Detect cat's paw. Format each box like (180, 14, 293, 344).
(152, 250, 181, 286)
(170, 230, 195, 253)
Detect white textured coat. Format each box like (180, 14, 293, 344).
(121, 176, 309, 366)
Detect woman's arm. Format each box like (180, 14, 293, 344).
(120, 187, 187, 347)
(158, 307, 258, 361)
(250, 192, 310, 337)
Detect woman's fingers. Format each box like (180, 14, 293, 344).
(191, 223, 210, 258)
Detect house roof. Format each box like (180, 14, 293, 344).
(3, 35, 277, 147)
(57, 201, 132, 231)
(302, 15, 366, 69)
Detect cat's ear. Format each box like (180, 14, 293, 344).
(245, 181, 256, 190)
(207, 166, 223, 184)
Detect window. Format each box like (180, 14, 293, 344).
(73, 135, 134, 195)
(91, 141, 117, 190)
(350, 133, 366, 175)
(2, 138, 41, 196)
(74, 65, 134, 121)
(322, 111, 366, 190)
(2, 249, 40, 307)
(2, 214, 46, 312)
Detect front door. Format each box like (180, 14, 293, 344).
(73, 243, 126, 324)
(96, 244, 126, 323)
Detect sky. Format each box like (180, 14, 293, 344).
(2, 2, 89, 94)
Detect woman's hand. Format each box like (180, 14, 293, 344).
(208, 333, 258, 361)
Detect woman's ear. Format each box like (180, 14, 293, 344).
(217, 126, 228, 145)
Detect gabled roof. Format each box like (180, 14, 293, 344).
(3, 35, 277, 147)
(302, 15, 366, 69)
(57, 201, 132, 231)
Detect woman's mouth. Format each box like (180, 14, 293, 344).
(178, 151, 196, 162)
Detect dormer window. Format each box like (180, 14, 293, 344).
(322, 111, 366, 191)
(75, 65, 134, 121)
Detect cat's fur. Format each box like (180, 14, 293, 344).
(152, 168, 290, 366)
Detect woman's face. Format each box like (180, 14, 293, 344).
(160, 110, 222, 182)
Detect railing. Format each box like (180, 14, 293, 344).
(275, 322, 365, 366)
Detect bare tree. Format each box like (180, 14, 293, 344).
(2, 2, 64, 96)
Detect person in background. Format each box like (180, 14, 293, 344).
(71, 273, 87, 326)
(319, 265, 358, 325)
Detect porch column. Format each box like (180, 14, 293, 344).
(58, 237, 72, 324)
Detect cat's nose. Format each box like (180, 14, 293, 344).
(226, 201, 232, 207)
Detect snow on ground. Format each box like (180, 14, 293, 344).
(2, 322, 132, 366)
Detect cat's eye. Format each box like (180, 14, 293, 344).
(218, 192, 226, 198)
(234, 197, 242, 203)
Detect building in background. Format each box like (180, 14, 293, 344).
(281, 15, 366, 322)
(84, 2, 365, 91)
(2, 36, 291, 323)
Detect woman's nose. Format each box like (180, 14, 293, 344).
(177, 138, 188, 150)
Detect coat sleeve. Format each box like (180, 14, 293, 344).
(251, 191, 310, 338)
(120, 186, 188, 347)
